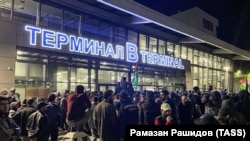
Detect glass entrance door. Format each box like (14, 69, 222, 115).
(98, 84, 116, 92)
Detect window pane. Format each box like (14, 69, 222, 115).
(158, 39, 166, 54)
(188, 48, 193, 64)
(149, 37, 157, 53)
(127, 30, 137, 44)
(28, 64, 45, 81)
(181, 46, 187, 59)
(167, 41, 174, 56)
(56, 66, 68, 82)
(208, 55, 213, 68)
(217, 57, 221, 69)
(98, 70, 128, 84)
(41, 4, 62, 30)
(199, 67, 203, 89)
(90, 69, 96, 91)
(15, 62, 28, 80)
(193, 50, 198, 65)
(212, 70, 217, 88)
(139, 34, 147, 51)
(174, 44, 180, 58)
(71, 68, 88, 83)
(0, 1, 12, 20)
(213, 56, 217, 69)
(98, 22, 112, 42)
(115, 26, 126, 45)
(193, 67, 198, 79)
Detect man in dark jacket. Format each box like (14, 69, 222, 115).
(26, 101, 49, 141)
(118, 90, 138, 141)
(93, 90, 119, 141)
(12, 97, 36, 141)
(0, 89, 21, 141)
(235, 90, 250, 124)
(220, 99, 247, 125)
(160, 90, 177, 124)
(46, 93, 62, 141)
(141, 91, 160, 125)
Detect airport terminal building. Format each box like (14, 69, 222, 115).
(1, 0, 249, 98)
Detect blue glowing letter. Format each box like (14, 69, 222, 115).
(139, 51, 147, 63)
(153, 53, 159, 65)
(147, 52, 154, 64)
(25, 25, 41, 46)
(105, 43, 115, 58)
(126, 42, 138, 63)
(158, 55, 167, 66)
(95, 41, 106, 56)
(56, 32, 69, 49)
(42, 29, 56, 48)
(83, 39, 95, 54)
(114, 45, 124, 59)
(168, 57, 174, 67)
(69, 35, 83, 53)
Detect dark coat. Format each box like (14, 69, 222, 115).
(12, 106, 36, 136)
(26, 111, 49, 141)
(93, 101, 119, 141)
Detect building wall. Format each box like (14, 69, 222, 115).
(171, 7, 219, 37)
(0, 20, 16, 90)
(0, 1, 233, 92)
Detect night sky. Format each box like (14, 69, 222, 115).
(134, 0, 250, 50)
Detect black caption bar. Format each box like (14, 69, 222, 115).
(126, 125, 250, 140)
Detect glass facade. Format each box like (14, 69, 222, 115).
(1, 0, 233, 93)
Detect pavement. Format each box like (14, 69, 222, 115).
(57, 129, 100, 141)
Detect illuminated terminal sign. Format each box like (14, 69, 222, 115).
(25, 25, 184, 69)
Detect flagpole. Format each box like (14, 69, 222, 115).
(133, 63, 139, 90)
(246, 77, 248, 92)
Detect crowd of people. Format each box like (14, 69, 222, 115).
(0, 82, 250, 141)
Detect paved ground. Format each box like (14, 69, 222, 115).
(58, 130, 100, 141)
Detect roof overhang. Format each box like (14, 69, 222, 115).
(96, 0, 250, 61)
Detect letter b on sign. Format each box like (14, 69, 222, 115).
(126, 42, 138, 63)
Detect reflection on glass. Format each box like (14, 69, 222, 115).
(12, 0, 37, 24)
(71, 68, 88, 83)
(115, 27, 127, 45)
(142, 74, 156, 85)
(128, 30, 137, 44)
(98, 70, 127, 84)
(41, 4, 62, 30)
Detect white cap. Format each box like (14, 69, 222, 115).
(161, 103, 171, 111)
